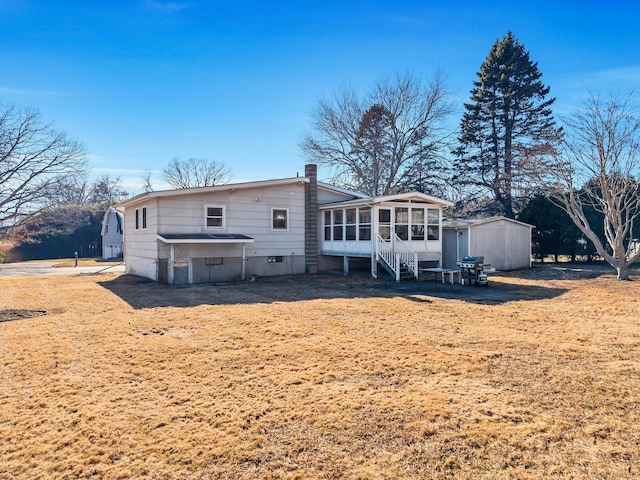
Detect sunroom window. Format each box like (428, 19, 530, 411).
(395, 207, 409, 240)
(333, 210, 343, 240)
(324, 211, 332, 241)
(359, 207, 371, 241)
(411, 208, 425, 240)
(345, 208, 357, 240)
(427, 208, 440, 240)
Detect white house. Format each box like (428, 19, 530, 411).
(442, 217, 534, 271)
(115, 164, 453, 284)
(100, 206, 124, 259)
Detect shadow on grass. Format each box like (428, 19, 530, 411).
(99, 269, 569, 310)
(521, 262, 622, 281)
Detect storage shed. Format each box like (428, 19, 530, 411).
(442, 217, 534, 271)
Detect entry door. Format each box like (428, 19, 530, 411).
(378, 208, 392, 240)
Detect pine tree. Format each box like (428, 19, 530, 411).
(454, 32, 562, 218)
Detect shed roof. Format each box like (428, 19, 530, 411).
(442, 216, 534, 229)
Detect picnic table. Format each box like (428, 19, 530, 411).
(419, 267, 461, 285)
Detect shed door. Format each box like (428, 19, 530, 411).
(442, 229, 469, 269)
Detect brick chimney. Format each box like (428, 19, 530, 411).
(304, 164, 318, 274)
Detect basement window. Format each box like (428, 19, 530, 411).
(267, 256, 283, 263)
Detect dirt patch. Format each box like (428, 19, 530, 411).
(0, 309, 47, 322)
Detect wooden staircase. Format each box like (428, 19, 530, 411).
(375, 234, 419, 282)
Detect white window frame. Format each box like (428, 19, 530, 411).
(324, 211, 332, 241)
(271, 208, 289, 231)
(426, 208, 440, 241)
(135, 208, 140, 230)
(411, 208, 425, 241)
(142, 206, 147, 230)
(204, 204, 226, 229)
(358, 207, 371, 241)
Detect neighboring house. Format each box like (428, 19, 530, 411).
(115, 164, 453, 284)
(101, 206, 124, 259)
(442, 217, 534, 271)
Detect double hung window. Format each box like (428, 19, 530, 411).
(205, 205, 225, 229)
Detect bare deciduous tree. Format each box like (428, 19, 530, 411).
(90, 174, 128, 205)
(0, 104, 88, 227)
(162, 157, 230, 189)
(300, 72, 454, 196)
(141, 171, 154, 193)
(549, 93, 640, 280)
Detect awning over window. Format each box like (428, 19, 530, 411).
(157, 233, 254, 244)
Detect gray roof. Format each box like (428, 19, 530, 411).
(442, 216, 534, 229)
(157, 233, 254, 244)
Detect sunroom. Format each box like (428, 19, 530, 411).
(318, 192, 453, 281)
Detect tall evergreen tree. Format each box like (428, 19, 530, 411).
(454, 32, 562, 218)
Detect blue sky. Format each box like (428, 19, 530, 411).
(1, 1, 639, 193)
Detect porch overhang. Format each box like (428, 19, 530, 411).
(157, 233, 254, 244)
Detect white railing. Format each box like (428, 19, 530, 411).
(393, 234, 419, 279)
(375, 233, 419, 281)
(376, 234, 396, 278)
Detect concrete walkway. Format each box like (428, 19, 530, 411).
(0, 261, 125, 277)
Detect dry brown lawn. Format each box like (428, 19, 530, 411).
(1, 265, 639, 479)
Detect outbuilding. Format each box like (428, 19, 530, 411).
(100, 206, 124, 259)
(442, 217, 534, 271)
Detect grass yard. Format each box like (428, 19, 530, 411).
(1, 265, 639, 479)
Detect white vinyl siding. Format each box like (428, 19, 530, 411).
(154, 184, 306, 257)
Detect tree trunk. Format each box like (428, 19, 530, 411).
(617, 264, 630, 281)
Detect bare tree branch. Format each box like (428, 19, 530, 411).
(548, 93, 640, 280)
(162, 158, 231, 189)
(0, 104, 88, 228)
(300, 72, 454, 196)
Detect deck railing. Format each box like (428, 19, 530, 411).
(376, 234, 396, 279)
(393, 234, 419, 279)
(375, 234, 419, 281)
